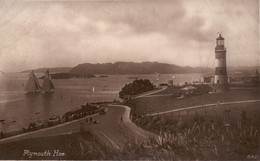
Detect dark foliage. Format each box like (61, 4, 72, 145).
(193, 84, 213, 95)
(119, 79, 155, 99)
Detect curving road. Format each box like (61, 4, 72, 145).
(0, 87, 166, 148)
(0, 105, 158, 150)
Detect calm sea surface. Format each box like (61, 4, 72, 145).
(0, 73, 201, 132)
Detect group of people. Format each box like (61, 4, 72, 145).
(85, 117, 93, 123)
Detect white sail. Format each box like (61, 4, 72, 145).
(25, 70, 41, 93)
(42, 69, 55, 92)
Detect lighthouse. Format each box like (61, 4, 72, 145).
(214, 34, 229, 93)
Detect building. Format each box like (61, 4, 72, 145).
(200, 74, 214, 84)
(214, 34, 229, 93)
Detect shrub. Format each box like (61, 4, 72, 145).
(119, 79, 155, 99)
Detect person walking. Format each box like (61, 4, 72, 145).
(218, 100, 221, 106)
(120, 116, 123, 123)
(0, 131, 3, 139)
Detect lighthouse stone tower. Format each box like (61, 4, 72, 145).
(214, 34, 229, 93)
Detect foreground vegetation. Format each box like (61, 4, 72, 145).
(0, 131, 182, 160)
(133, 113, 259, 160)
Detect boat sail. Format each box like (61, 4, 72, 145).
(42, 69, 55, 93)
(25, 70, 41, 93)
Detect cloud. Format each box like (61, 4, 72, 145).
(0, 0, 258, 72)
(61, 0, 211, 42)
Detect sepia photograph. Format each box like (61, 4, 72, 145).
(0, 0, 259, 160)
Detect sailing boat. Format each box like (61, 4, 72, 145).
(25, 70, 41, 93)
(42, 69, 55, 93)
(92, 86, 95, 92)
(155, 72, 160, 81)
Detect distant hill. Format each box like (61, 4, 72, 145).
(22, 67, 72, 73)
(20, 63, 258, 75)
(69, 62, 213, 75)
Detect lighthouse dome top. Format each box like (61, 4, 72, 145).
(216, 34, 224, 40)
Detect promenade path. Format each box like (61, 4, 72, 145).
(0, 87, 164, 150)
(133, 86, 167, 98)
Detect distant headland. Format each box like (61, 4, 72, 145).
(22, 62, 212, 75)
(20, 61, 258, 76)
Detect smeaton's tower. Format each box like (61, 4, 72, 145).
(214, 34, 229, 93)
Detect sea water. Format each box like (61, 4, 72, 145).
(0, 72, 201, 132)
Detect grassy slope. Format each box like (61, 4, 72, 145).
(125, 86, 260, 160)
(126, 88, 260, 116)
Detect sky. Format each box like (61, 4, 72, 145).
(0, 0, 259, 72)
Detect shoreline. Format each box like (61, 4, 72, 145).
(0, 102, 107, 143)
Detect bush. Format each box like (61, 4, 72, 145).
(193, 85, 213, 95)
(119, 79, 155, 99)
